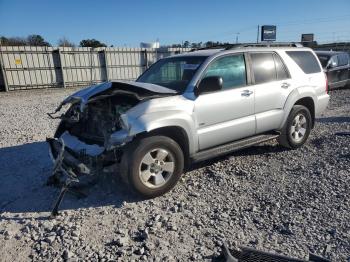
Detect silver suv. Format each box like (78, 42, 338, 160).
(48, 44, 329, 197)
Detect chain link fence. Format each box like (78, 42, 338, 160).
(0, 46, 190, 91)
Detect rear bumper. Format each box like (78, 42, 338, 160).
(315, 94, 330, 116)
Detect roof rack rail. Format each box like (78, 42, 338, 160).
(189, 42, 303, 52)
(226, 42, 303, 50)
(189, 44, 235, 52)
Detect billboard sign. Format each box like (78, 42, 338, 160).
(261, 25, 276, 41)
(301, 34, 314, 42)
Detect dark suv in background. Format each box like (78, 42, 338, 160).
(315, 51, 350, 90)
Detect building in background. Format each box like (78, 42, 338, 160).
(140, 41, 160, 48)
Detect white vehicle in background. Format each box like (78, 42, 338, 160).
(48, 43, 329, 198)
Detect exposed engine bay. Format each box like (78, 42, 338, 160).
(60, 95, 138, 146)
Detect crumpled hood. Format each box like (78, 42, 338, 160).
(63, 81, 177, 106)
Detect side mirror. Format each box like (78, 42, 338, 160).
(196, 76, 223, 95)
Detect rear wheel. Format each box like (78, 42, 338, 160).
(278, 105, 312, 149)
(121, 135, 184, 198)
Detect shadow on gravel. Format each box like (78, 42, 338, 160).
(316, 116, 350, 123)
(190, 143, 287, 171)
(0, 142, 139, 216)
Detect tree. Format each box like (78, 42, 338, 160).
(0, 36, 27, 46)
(191, 42, 202, 49)
(182, 41, 190, 48)
(57, 37, 75, 47)
(204, 41, 215, 47)
(0, 35, 50, 46)
(27, 34, 51, 46)
(79, 39, 107, 48)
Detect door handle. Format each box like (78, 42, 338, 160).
(241, 90, 253, 97)
(281, 82, 290, 89)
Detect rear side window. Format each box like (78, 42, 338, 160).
(286, 51, 321, 74)
(273, 54, 290, 80)
(250, 53, 276, 84)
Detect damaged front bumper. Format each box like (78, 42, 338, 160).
(47, 132, 125, 178)
(46, 133, 124, 217)
(47, 138, 92, 176)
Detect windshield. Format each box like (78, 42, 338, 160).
(137, 56, 207, 93)
(316, 54, 330, 68)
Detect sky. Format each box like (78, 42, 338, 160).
(0, 0, 350, 47)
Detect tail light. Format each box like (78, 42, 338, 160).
(324, 72, 328, 94)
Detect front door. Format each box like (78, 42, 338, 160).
(194, 54, 255, 150)
(327, 55, 340, 88)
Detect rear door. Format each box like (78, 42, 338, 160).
(337, 53, 350, 85)
(249, 52, 291, 134)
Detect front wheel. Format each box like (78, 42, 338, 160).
(278, 105, 312, 149)
(121, 135, 184, 198)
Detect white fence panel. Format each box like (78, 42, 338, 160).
(0, 46, 190, 91)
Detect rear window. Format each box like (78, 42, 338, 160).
(286, 51, 321, 74)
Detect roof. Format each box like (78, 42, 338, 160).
(171, 46, 314, 59)
(171, 49, 223, 57)
(314, 50, 344, 55)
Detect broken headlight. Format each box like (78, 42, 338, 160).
(67, 105, 81, 122)
(119, 114, 129, 130)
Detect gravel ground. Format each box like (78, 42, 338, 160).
(0, 87, 349, 261)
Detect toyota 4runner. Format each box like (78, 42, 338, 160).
(48, 44, 330, 198)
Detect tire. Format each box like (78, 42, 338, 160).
(120, 135, 184, 198)
(278, 105, 312, 149)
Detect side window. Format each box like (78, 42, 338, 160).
(274, 54, 290, 80)
(203, 54, 246, 90)
(337, 54, 349, 66)
(250, 53, 276, 84)
(345, 53, 350, 65)
(316, 55, 330, 68)
(286, 51, 321, 74)
(329, 55, 338, 68)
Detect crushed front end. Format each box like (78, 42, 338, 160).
(48, 95, 137, 181)
(46, 81, 176, 216)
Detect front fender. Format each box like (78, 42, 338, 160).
(128, 111, 197, 154)
(279, 86, 317, 129)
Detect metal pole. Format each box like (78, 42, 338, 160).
(90, 48, 94, 85)
(103, 49, 109, 81)
(0, 45, 9, 92)
(143, 49, 148, 71)
(57, 48, 66, 88)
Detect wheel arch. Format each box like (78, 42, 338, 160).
(280, 86, 317, 130)
(135, 126, 191, 169)
(294, 97, 315, 128)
